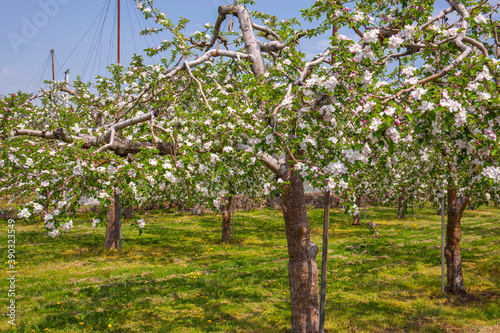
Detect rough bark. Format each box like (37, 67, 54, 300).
(352, 196, 361, 225)
(219, 5, 266, 76)
(221, 196, 233, 243)
(281, 170, 319, 333)
(123, 206, 133, 219)
(437, 202, 444, 215)
(397, 195, 406, 219)
(105, 193, 121, 250)
(445, 185, 469, 295)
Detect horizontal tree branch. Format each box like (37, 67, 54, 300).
(252, 22, 281, 41)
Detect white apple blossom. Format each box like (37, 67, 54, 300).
(325, 161, 347, 177)
(363, 29, 379, 43)
(369, 118, 383, 131)
(348, 44, 363, 53)
(92, 218, 101, 229)
(474, 14, 487, 24)
(401, 66, 416, 76)
(48, 229, 60, 238)
(478, 91, 491, 101)
(18, 208, 31, 219)
(482, 166, 500, 183)
(388, 35, 403, 49)
(61, 220, 73, 232)
(410, 88, 427, 100)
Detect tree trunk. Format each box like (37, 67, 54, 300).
(221, 196, 233, 243)
(437, 201, 444, 215)
(281, 171, 319, 333)
(105, 193, 121, 249)
(397, 195, 406, 219)
(123, 206, 133, 219)
(352, 196, 361, 225)
(445, 185, 469, 295)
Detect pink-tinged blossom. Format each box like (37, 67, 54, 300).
(454, 109, 467, 126)
(369, 118, 383, 131)
(98, 191, 109, 199)
(404, 77, 418, 85)
(440, 99, 461, 112)
(92, 218, 100, 229)
(401, 66, 416, 76)
(363, 29, 379, 43)
(137, 219, 146, 228)
(478, 91, 491, 101)
(381, 106, 396, 116)
(33, 203, 43, 214)
(466, 82, 479, 92)
(477, 66, 492, 81)
(386, 127, 401, 143)
(410, 87, 427, 100)
(348, 44, 363, 53)
(485, 129, 497, 140)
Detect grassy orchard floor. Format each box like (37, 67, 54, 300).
(0, 205, 499, 333)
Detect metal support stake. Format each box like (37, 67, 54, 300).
(319, 191, 330, 333)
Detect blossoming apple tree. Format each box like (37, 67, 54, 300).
(1, 0, 500, 331)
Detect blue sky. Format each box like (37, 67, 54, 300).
(0, 0, 324, 96)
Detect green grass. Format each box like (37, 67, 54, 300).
(1, 205, 499, 332)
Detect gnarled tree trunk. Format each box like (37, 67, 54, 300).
(221, 196, 233, 243)
(281, 170, 319, 332)
(105, 193, 121, 249)
(123, 206, 133, 219)
(397, 194, 406, 219)
(445, 185, 469, 294)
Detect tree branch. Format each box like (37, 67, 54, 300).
(252, 22, 281, 41)
(233, 143, 287, 178)
(258, 40, 286, 53)
(219, 5, 266, 75)
(184, 59, 212, 111)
